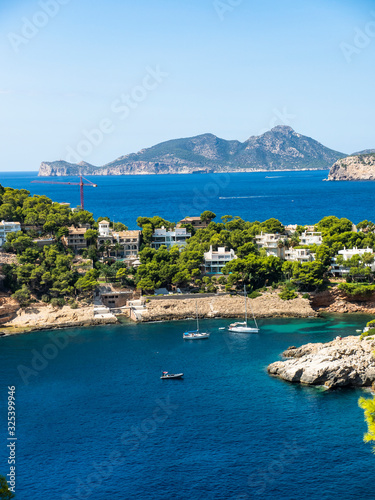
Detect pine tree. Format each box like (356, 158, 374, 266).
(359, 393, 375, 452)
(0, 475, 15, 500)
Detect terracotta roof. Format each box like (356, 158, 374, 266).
(115, 230, 141, 237)
(68, 226, 87, 235)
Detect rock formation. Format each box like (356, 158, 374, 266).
(268, 335, 375, 388)
(327, 153, 375, 181)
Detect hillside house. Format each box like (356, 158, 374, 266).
(203, 246, 237, 274)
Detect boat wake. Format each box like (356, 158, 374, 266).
(219, 195, 283, 200)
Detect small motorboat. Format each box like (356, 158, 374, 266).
(160, 371, 184, 379)
(218, 327, 226, 330)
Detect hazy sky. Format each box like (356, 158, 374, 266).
(1, 0, 374, 171)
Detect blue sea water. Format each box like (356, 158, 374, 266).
(0, 315, 374, 499)
(1, 170, 374, 228)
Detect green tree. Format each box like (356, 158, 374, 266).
(200, 211, 216, 222)
(12, 285, 31, 307)
(359, 392, 375, 453)
(116, 267, 130, 286)
(260, 218, 284, 234)
(141, 224, 154, 246)
(137, 277, 156, 293)
(84, 229, 99, 246)
(0, 475, 15, 500)
(75, 269, 99, 293)
(292, 261, 326, 291)
(113, 222, 128, 231)
(316, 216, 353, 236)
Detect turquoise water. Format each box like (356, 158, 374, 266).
(2, 170, 375, 227)
(0, 314, 374, 499)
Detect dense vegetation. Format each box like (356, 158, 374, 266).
(3, 184, 375, 306)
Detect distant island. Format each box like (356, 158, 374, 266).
(38, 125, 346, 176)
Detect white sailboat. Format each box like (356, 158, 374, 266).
(228, 286, 259, 333)
(183, 301, 210, 339)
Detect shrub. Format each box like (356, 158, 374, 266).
(338, 283, 375, 297)
(70, 302, 78, 309)
(279, 289, 298, 301)
(302, 293, 310, 300)
(360, 328, 375, 340)
(50, 298, 65, 308)
(12, 285, 31, 308)
(366, 319, 375, 328)
(248, 291, 262, 299)
(41, 294, 50, 303)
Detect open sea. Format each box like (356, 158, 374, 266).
(1, 171, 375, 498)
(2, 170, 375, 228)
(0, 315, 374, 499)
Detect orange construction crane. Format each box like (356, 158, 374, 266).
(31, 176, 97, 211)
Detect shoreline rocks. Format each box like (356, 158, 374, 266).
(268, 335, 375, 389)
(1, 303, 118, 335)
(141, 293, 317, 322)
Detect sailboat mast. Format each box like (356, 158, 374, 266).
(248, 293, 258, 329)
(196, 300, 199, 332)
(244, 285, 248, 326)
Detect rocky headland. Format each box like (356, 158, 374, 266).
(327, 153, 375, 181)
(268, 335, 375, 389)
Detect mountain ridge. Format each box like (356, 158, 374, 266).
(38, 126, 346, 176)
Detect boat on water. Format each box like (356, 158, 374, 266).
(160, 371, 184, 379)
(228, 286, 259, 333)
(183, 301, 210, 339)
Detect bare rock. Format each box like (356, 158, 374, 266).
(268, 336, 375, 388)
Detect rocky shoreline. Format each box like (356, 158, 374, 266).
(268, 335, 375, 389)
(3, 287, 375, 335)
(141, 293, 317, 322)
(0, 303, 118, 335)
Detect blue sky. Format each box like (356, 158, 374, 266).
(1, 0, 374, 171)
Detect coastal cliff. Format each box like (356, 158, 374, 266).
(38, 126, 345, 176)
(327, 153, 375, 181)
(268, 335, 375, 388)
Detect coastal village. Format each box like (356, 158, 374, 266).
(1, 184, 375, 334)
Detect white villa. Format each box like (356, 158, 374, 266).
(151, 226, 191, 250)
(255, 232, 285, 258)
(98, 220, 141, 262)
(0, 221, 21, 246)
(284, 248, 314, 264)
(331, 247, 375, 277)
(203, 246, 237, 274)
(300, 231, 323, 246)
